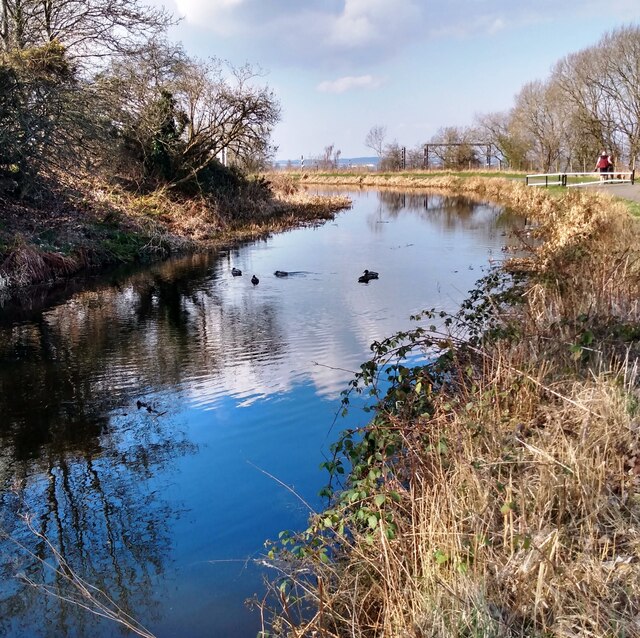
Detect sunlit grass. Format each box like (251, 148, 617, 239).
(280, 169, 527, 181)
(617, 197, 640, 217)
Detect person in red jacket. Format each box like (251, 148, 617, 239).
(595, 151, 611, 180)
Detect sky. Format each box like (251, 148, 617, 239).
(151, 0, 640, 161)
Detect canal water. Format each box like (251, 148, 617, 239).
(0, 189, 522, 637)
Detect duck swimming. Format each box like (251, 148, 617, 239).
(231, 267, 242, 276)
(358, 269, 379, 283)
(251, 275, 259, 285)
(274, 270, 288, 277)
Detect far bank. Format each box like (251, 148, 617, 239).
(0, 173, 350, 305)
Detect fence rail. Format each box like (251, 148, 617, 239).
(526, 171, 635, 187)
(525, 173, 564, 187)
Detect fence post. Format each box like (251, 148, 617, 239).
(562, 174, 567, 187)
(632, 169, 635, 185)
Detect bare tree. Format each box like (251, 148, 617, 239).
(406, 144, 424, 170)
(0, 0, 174, 192)
(365, 125, 386, 158)
(428, 126, 479, 169)
(475, 111, 530, 170)
(0, 40, 106, 191)
(511, 80, 569, 172)
(0, 0, 172, 61)
(593, 27, 640, 169)
(380, 141, 402, 171)
(171, 58, 280, 184)
(97, 42, 280, 188)
(552, 49, 617, 169)
(321, 143, 334, 170)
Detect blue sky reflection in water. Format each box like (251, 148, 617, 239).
(0, 189, 523, 637)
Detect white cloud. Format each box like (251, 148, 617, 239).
(487, 17, 506, 35)
(165, 0, 640, 69)
(316, 75, 384, 94)
(327, 0, 422, 49)
(169, 0, 424, 66)
(172, 0, 246, 31)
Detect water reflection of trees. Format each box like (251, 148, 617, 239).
(0, 249, 289, 636)
(368, 190, 524, 239)
(0, 409, 195, 637)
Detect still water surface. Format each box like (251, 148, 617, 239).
(0, 190, 522, 637)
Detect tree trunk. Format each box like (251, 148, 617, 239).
(1, 0, 9, 51)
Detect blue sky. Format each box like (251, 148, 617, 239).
(153, 0, 640, 161)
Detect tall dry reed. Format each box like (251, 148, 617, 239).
(258, 179, 640, 638)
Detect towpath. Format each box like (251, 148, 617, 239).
(590, 182, 640, 203)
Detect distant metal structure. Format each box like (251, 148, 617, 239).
(423, 143, 495, 169)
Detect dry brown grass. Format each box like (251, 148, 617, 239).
(113, 177, 350, 241)
(0, 176, 351, 297)
(259, 178, 640, 638)
(0, 240, 83, 287)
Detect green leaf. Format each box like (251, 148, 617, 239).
(374, 494, 386, 507)
(500, 501, 515, 515)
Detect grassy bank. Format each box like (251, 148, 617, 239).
(259, 178, 640, 637)
(280, 169, 527, 182)
(0, 174, 350, 302)
(288, 169, 525, 186)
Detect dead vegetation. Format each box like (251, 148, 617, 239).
(258, 178, 640, 637)
(0, 174, 350, 300)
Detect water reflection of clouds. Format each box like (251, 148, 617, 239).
(184, 307, 365, 407)
(0, 191, 518, 417)
(181, 191, 518, 408)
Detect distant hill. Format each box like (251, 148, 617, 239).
(274, 156, 379, 169)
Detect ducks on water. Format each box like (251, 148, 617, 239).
(231, 267, 242, 276)
(358, 269, 379, 283)
(274, 270, 288, 277)
(251, 275, 259, 285)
